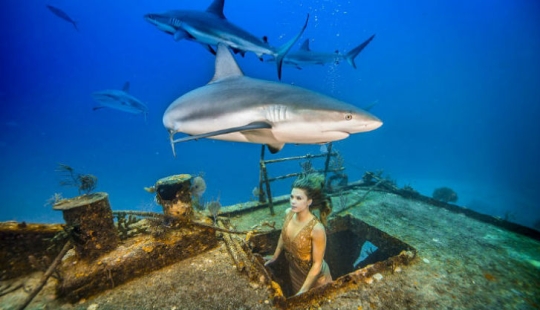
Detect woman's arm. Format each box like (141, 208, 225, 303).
(265, 233, 284, 266)
(295, 223, 327, 295)
(265, 208, 291, 265)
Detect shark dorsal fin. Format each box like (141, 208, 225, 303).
(300, 39, 311, 51)
(206, 0, 226, 19)
(122, 81, 130, 92)
(209, 44, 244, 83)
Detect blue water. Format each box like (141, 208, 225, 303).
(1, 0, 539, 229)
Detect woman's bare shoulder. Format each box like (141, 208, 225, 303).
(312, 222, 326, 235)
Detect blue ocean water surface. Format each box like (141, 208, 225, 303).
(1, 0, 539, 229)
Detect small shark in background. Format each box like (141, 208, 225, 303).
(163, 44, 382, 156)
(46, 5, 78, 31)
(144, 0, 308, 80)
(92, 82, 148, 120)
(276, 34, 375, 69)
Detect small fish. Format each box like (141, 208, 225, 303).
(46, 5, 78, 31)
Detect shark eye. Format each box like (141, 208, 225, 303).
(345, 113, 353, 121)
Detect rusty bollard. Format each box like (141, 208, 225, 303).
(145, 174, 194, 221)
(53, 192, 119, 259)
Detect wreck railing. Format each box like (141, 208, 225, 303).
(258, 143, 345, 215)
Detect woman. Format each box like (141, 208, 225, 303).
(265, 174, 333, 296)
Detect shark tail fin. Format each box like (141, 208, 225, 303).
(345, 34, 375, 69)
(274, 14, 309, 80)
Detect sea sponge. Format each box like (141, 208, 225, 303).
(190, 176, 206, 197)
(432, 187, 458, 203)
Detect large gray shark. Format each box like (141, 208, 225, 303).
(163, 44, 382, 156)
(92, 82, 148, 119)
(144, 0, 308, 80)
(277, 34, 375, 69)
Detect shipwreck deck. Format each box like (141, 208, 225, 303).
(1, 186, 539, 309)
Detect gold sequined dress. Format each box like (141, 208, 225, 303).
(282, 212, 332, 293)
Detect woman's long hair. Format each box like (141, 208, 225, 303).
(292, 174, 333, 226)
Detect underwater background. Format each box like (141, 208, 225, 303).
(1, 0, 539, 229)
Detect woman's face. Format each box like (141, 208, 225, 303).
(290, 188, 312, 213)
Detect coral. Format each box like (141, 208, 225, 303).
(329, 152, 345, 172)
(116, 214, 141, 240)
(190, 175, 206, 198)
(206, 196, 222, 225)
(44, 193, 65, 207)
(432, 187, 458, 203)
(56, 164, 98, 195)
(299, 160, 315, 175)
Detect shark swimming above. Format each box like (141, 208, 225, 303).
(46, 5, 78, 31)
(163, 44, 383, 157)
(144, 0, 308, 80)
(275, 34, 376, 69)
(92, 82, 148, 119)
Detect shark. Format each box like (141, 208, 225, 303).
(144, 0, 308, 80)
(163, 44, 383, 156)
(276, 34, 375, 69)
(92, 82, 148, 119)
(46, 5, 78, 31)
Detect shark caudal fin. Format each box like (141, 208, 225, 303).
(274, 14, 309, 80)
(345, 34, 375, 69)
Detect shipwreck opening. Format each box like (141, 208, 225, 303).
(249, 214, 416, 299)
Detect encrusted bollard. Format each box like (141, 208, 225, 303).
(53, 192, 118, 259)
(146, 174, 194, 220)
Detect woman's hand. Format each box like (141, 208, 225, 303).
(264, 255, 276, 266)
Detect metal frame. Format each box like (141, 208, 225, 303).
(258, 143, 344, 215)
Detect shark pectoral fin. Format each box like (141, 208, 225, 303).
(168, 130, 177, 157)
(171, 122, 272, 143)
(93, 106, 105, 111)
(173, 29, 191, 41)
(267, 143, 285, 154)
(204, 45, 217, 55)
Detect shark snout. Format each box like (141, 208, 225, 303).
(144, 14, 159, 25)
(349, 113, 383, 133)
(360, 114, 383, 132)
(367, 115, 383, 131)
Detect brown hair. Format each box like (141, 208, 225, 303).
(292, 174, 332, 225)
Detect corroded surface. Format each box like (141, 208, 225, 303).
(0, 222, 64, 280)
(52, 193, 107, 211)
(151, 174, 194, 219)
(53, 192, 118, 259)
(57, 222, 217, 302)
(1, 188, 539, 309)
